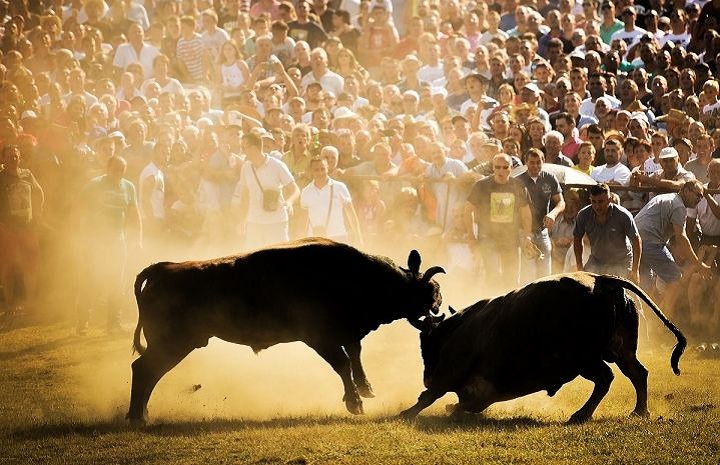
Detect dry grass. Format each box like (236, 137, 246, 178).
(0, 318, 718, 465)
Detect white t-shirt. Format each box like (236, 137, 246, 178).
(113, 42, 161, 79)
(610, 27, 647, 49)
(300, 69, 345, 97)
(591, 163, 632, 186)
(235, 156, 295, 225)
(300, 178, 353, 239)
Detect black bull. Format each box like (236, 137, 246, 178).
(401, 272, 687, 422)
(127, 239, 444, 423)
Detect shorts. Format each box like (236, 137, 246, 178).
(640, 242, 682, 285)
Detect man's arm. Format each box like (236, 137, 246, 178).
(672, 222, 711, 274)
(463, 201, 476, 243)
(343, 202, 364, 246)
(283, 181, 301, 211)
(544, 192, 565, 229)
(573, 235, 585, 271)
(703, 190, 720, 220)
(629, 234, 641, 283)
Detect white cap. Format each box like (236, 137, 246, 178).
(333, 106, 359, 119)
(658, 147, 679, 159)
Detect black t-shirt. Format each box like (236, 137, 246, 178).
(467, 176, 530, 245)
(288, 21, 329, 49)
(517, 171, 562, 232)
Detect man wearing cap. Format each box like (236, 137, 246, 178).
(234, 130, 300, 250)
(464, 153, 534, 291)
(520, 82, 550, 127)
(634, 180, 712, 309)
(631, 147, 695, 194)
(610, 6, 647, 50)
(574, 183, 642, 282)
(591, 139, 632, 186)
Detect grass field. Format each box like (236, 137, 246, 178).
(1, 314, 719, 465)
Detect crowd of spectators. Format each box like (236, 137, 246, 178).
(0, 0, 719, 340)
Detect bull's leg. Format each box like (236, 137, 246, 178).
(616, 355, 650, 418)
(311, 344, 364, 415)
(127, 344, 194, 424)
(568, 361, 614, 424)
(398, 388, 446, 419)
(344, 341, 374, 398)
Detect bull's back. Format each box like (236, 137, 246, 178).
(444, 274, 619, 394)
(135, 241, 410, 348)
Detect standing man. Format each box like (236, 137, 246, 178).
(300, 157, 362, 244)
(574, 183, 641, 282)
(76, 156, 142, 335)
(686, 159, 720, 326)
(634, 180, 711, 310)
(465, 153, 533, 291)
(234, 129, 300, 250)
(0, 145, 44, 319)
(517, 148, 566, 280)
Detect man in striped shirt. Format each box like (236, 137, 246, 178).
(176, 16, 207, 83)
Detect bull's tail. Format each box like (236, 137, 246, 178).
(132, 263, 166, 355)
(605, 275, 687, 375)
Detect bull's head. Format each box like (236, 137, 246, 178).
(406, 250, 445, 323)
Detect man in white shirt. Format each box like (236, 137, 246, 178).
(417, 42, 444, 83)
(300, 155, 362, 243)
(113, 22, 161, 79)
(610, 6, 647, 50)
(234, 129, 300, 250)
(300, 47, 344, 96)
(591, 139, 631, 185)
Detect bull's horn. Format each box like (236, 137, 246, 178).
(448, 306, 457, 315)
(408, 250, 421, 274)
(422, 266, 446, 282)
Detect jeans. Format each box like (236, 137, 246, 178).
(522, 229, 552, 282)
(639, 242, 682, 291)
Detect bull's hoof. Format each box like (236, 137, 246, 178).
(126, 410, 148, 426)
(343, 394, 364, 415)
(567, 411, 592, 424)
(631, 409, 650, 419)
(357, 381, 375, 399)
(398, 408, 417, 420)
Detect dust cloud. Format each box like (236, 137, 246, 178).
(48, 237, 689, 424)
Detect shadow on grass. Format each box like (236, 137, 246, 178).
(5, 413, 566, 441)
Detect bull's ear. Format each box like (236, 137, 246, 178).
(408, 250, 421, 274)
(448, 306, 457, 315)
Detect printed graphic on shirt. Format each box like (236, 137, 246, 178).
(7, 180, 32, 224)
(490, 192, 515, 223)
